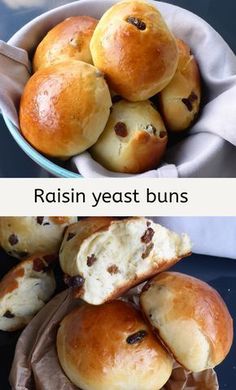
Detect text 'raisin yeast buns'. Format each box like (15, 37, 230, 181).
(59, 217, 191, 304)
(90, 0, 178, 101)
(57, 300, 173, 390)
(33, 16, 98, 72)
(90, 100, 167, 173)
(159, 39, 201, 132)
(0, 217, 76, 259)
(0, 254, 56, 331)
(19, 61, 112, 159)
(140, 272, 233, 372)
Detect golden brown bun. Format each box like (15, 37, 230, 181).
(33, 16, 98, 72)
(0, 217, 76, 259)
(0, 254, 56, 331)
(90, 0, 178, 101)
(57, 300, 173, 390)
(159, 39, 201, 132)
(140, 272, 233, 372)
(19, 61, 112, 159)
(90, 100, 167, 173)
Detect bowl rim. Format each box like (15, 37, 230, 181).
(2, 114, 81, 178)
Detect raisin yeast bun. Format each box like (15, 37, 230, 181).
(0, 254, 56, 331)
(0, 217, 76, 259)
(90, 100, 167, 173)
(90, 0, 178, 101)
(159, 39, 201, 132)
(57, 300, 173, 390)
(59, 217, 191, 304)
(20, 61, 112, 159)
(33, 16, 98, 72)
(140, 272, 233, 372)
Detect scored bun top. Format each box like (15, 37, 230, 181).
(20, 61, 112, 159)
(140, 272, 233, 372)
(33, 16, 98, 72)
(57, 300, 173, 390)
(90, 0, 178, 101)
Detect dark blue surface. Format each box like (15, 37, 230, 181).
(0, 0, 235, 177)
(0, 251, 235, 389)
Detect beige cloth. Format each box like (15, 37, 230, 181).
(9, 289, 219, 390)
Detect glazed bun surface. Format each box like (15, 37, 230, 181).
(59, 217, 191, 304)
(90, 100, 167, 173)
(20, 61, 112, 159)
(90, 0, 178, 101)
(33, 16, 98, 72)
(140, 272, 233, 372)
(0, 254, 56, 331)
(57, 300, 173, 390)
(159, 39, 201, 132)
(0, 217, 76, 259)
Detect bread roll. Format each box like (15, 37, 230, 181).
(0, 254, 56, 331)
(140, 272, 233, 372)
(57, 300, 173, 390)
(59, 217, 191, 304)
(19, 61, 112, 159)
(90, 100, 167, 173)
(0, 217, 76, 259)
(33, 16, 98, 72)
(159, 39, 201, 132)
(90, 0, 178, 101)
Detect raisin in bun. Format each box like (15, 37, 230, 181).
(0, 254, 56, 331)
(33, 16, 98, 72)
(59, 217, 191, 304)
(20, 61, 112, 159)
(90, 0, 178, 101)
(0, 217, 76, 259)
(90, 100, 167, 173)
(159, 39, 201, 132)
(140, 272, 233, 372)
(57, 300, 173, 390)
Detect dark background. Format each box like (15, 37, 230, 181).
(0, 0, 235, 177)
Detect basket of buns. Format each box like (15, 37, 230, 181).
(0, 217, 233, 389)
(0, 0, 236, 177)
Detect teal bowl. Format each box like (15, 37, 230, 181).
(3, 114, 81, 178)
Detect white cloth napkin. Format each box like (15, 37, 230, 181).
(156, 217, 236, 259)
(0, 0, 236, 178)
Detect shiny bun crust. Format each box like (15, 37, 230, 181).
(90, 100, 167, 173)
(33, 16, 98, 72)
(0, 217, 76, 259)
(59, 217, 191, 305)
(19, 61, 112, 159)
(90, 0, 178, 101)
(159, 39, 201, 132)
(140, 272, 233, 372)
(0, 254, 56, 331)
(57, 300, 173, 390)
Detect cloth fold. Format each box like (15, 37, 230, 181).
(0, 0, 236, 177)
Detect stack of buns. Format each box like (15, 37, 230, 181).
(0, 217, 233, 389)
(19, 0, 202, 174)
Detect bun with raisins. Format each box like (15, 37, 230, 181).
(0, 254, 56, 331)
(90, 0, 178, 101)
(90, 100, 167, 173)
(59, 217, 191, 305)
(0, 217, 76, 259)
(57, 300, 173, 390)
